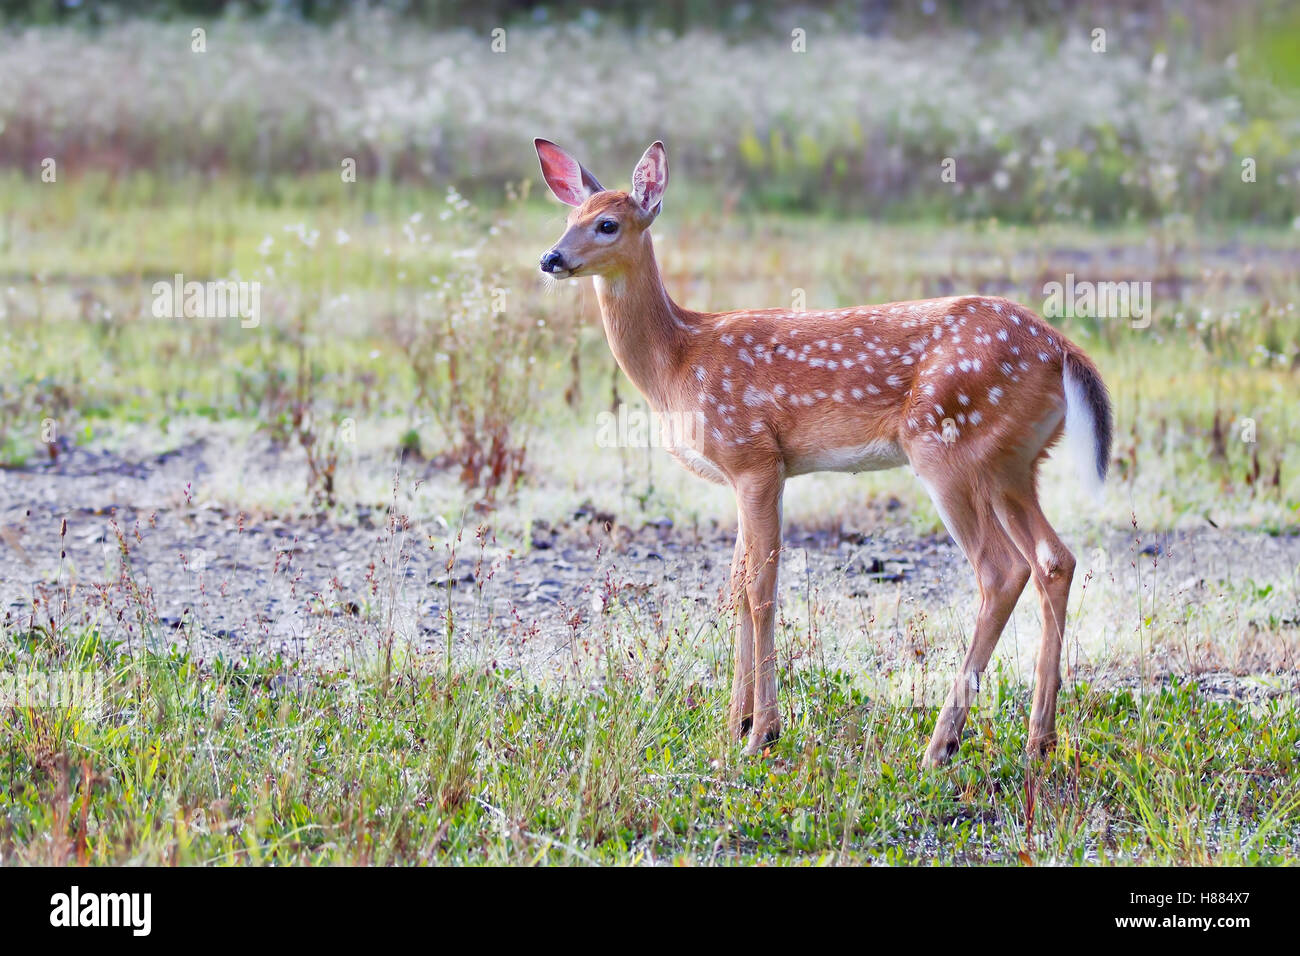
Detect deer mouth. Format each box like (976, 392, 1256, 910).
(535, 248, 582, 278)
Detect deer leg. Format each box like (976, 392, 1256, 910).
(994, 485, 1075, 758)
(734, 468, 785, 756)
(727, 520, 756, 740)
(917, 470, 1030, 767)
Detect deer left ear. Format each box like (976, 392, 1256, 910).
(630, 141, 668, 222)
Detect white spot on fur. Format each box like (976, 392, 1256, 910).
(1035, 539, 1056, 575)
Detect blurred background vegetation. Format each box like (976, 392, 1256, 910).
(0, 0, 1298, 222)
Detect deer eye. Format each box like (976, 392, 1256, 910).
(597, 219, 618, 235)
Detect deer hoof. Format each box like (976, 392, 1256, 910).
(1025, 732, 1057, 760)
(729, 714, 753, 741)
(741, 720, 780, 756)
(922, 735, 960, 768)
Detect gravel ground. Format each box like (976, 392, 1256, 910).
(2, 438, 1297, 700)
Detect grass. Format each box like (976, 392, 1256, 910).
(3, 628, 1297, 865)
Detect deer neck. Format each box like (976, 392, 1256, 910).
(592, 233, 687, 411)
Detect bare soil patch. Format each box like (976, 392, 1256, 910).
(2, 439, 1296, 701)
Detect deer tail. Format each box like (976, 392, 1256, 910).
(1061, 348, 1113, 496)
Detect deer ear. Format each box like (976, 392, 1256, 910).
(630, 141, 668, 220)
(534, 138, 603, 207)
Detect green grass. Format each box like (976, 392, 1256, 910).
(3, 628, 1297, 865)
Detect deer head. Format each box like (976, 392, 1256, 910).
(535, 138, 668, 280)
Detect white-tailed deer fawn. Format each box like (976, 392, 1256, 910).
(535, 138, 1113, 765)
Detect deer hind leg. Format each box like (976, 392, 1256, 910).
(727, 521, 756, 740)
(733, 468, 785, 755)
(916, 466, 1030, 767)
(993, 479, 1075, 758)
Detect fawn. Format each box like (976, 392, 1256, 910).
(535, 138, 1112, 765)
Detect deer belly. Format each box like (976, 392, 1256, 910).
(788, 439, 908, 476)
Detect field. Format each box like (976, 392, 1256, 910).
(1, 11, 1299, 865)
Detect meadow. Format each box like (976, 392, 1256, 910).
(1, 12, 1298, 865)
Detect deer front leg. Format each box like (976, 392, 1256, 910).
(734, 468, 785, 756)
(727, 521, 756, 740)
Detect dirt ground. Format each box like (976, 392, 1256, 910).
(2, 437, 1297, 701)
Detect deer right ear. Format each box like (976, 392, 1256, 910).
(534, 138, 603, 207)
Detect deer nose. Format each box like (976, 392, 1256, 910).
(540, 250, 565, 273)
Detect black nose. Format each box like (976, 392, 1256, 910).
(540, 250, 565, 273)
